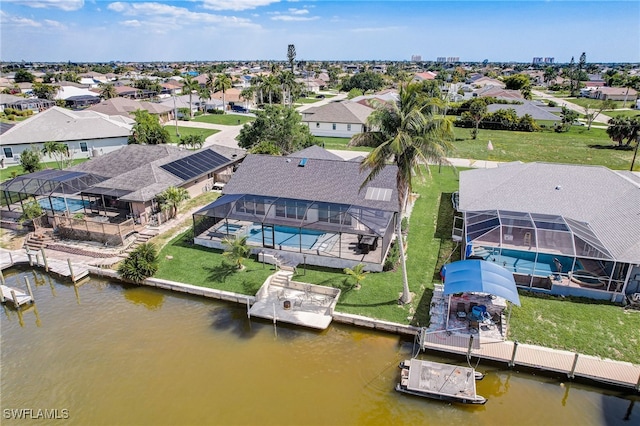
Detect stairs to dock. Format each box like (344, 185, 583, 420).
(23, 231, 55, 252)
(121, 230, 158, 256)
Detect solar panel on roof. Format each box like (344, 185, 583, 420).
(160, 149, 229, 181)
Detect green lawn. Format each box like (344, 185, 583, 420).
(314, 136, 370, 152)
(0, 158, 89, 183)
(167, 126, 218, 144)
(561, 97, 632, 110)
(192, 114, 255, 126)
(153, 165, 640, 362)
(601, 110, 640, 119)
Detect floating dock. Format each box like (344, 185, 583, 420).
(396, 358, 486, 405)
(1, 284, 34, 307)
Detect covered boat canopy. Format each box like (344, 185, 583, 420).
(442, 259, 521, 306)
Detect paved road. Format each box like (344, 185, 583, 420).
(532, 90, 611, 124)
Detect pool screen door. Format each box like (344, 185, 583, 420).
(262, 224, 275, 248)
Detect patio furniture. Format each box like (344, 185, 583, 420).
(456, 302, 467, 319)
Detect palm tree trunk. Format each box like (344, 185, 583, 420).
(631, 139, 639, 171)
(398, 186, 411, 304)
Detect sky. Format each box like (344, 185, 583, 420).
(1, 0, 638, 63)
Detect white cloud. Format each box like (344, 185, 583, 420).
(43, 19, 67, 29)
(107, 2, 259, 32)
(271, 14, 318, 22)
(350, 26, 405, 33)
(3, 0, 85, 11)
(287, 8, 309, 16)
(202, 0, 280, 12)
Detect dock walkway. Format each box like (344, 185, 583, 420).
(1, 248, 89, 283)
(1, 284, 34, 307)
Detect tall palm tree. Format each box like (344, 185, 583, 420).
(261, 74, 280, 105)
(199, 86, 211, 114)
(99, 83, 117, 100)
(181, 75, 200, 119)
(214, 73, 232, 113)
(350, 83, 454, 304)
(240, 86, 255, 110)
(279, 70, 296, 106)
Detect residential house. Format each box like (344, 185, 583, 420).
(413, 71, 438, 82)
(88, 97, 173, 122)
(68, 144, 244, 224)
(0, 106, 132, 168)
(458, 162, 640, 302)
(193, 148, 399, 271)
(486, 100, 561, 122)
(301, 101, 374, 138)
(591, 87, 638, 102)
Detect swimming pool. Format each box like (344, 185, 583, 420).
(247, 225, 324, 250)
(38, 196, 89, 212)
(215, 223, 243, 234)
(482, 248, 581, 277)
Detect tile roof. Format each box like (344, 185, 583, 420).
(223, 154, 399, 212)
(0, 106, 132, 145)
(459, 163, 640, 262)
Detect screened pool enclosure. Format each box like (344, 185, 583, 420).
(193, 194, 397, 271)
(463, 210, 633, 295)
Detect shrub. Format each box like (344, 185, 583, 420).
(383, 240, 400, 272)
(548, 100, 557, 107)
(118, 242, 159, 283)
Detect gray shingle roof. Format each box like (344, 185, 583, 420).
(0, 106, 132, 145)
(459, 162, 640, 262)
(301, 101, 374, 125)
(287, 145, 343, 161)
(486, 101, 561, 121)
(70, 144, 237, 202)
(223, 154, 399, 212)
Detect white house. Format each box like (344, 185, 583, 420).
(301, 101, 374, 138)
(0, 106, 132, 168)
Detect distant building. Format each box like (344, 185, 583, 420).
(436, 57, 459, 63)
(533, 57, 543, 64)
(544, 57, 555, 64)
(533, 57, 554, 64)
(411, 55, 422, 62)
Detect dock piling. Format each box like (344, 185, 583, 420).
(467, 334, 474, 357)
(67, 259, 75, 282)
(246, 297, 251, 319)
(24, 277, 34, 302)
(568, 353, 579, 379)
(509, 341, 519, 367)
(41, 248, 49, 272)
(0, 269, 5, 286)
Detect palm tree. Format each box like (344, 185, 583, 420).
(214, 73, 232, 113)
(181, 75, 200, 119)
(343, 263, 369, 290)
(156, 186, 190, 219)
(222, 236, 251, 270)
(350, 83, 454, 304)
(199, 86, 211, 114)
(42, 141, 70, 169)
(261, 74, 280, 105)
(279, 70, 296, 106)
(99, 83, 118, 100)
(240, 86, 255, 110)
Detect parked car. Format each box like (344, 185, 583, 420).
(572, 120, 585, 126)
(231, 105, 248, 113)
(315, 94, 325, 99)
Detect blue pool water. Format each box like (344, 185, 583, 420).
(247, 225, 323, 250)
(38, 197, 89, 212)
(483, 248, 581, 277)
(216, 223, 243, 234)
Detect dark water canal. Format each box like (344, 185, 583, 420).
(1, 267, 637, 425)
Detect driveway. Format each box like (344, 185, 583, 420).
(165, 118, 243, 149)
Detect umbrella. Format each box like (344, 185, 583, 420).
(442, 259, 520, 306)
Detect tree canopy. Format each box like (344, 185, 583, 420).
(129, 110, 170, 145)
(236, 104, 315, 155)
(341, 71, 384, 93)
(20, 146, 43, 173)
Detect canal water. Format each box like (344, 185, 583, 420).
(1, 267, 637, 426)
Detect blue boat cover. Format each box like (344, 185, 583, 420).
(441, 259, 521, 306)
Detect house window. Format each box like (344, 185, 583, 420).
(80, 142, 88, 152)
(3, 147, 13, 158)
(347, 124, 351, 131)
(332, 123, 336, 130)
(316, 122, 320, 128)
(318, 204, 351, 225)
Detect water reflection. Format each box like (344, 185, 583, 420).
(1, 267, 638, 426)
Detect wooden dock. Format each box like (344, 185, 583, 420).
(1, 248, 89, 283)
(419, 329, 640, 391)
(1, 283, 34, 307)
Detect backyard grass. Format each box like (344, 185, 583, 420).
(152, 164, 640, 362)
(314, 136, 370, 152)
(0, 158, 89, 183)
(168, 126, 218, 144)
(509, 292, 640, 363)
(192, 114, 255, 126)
